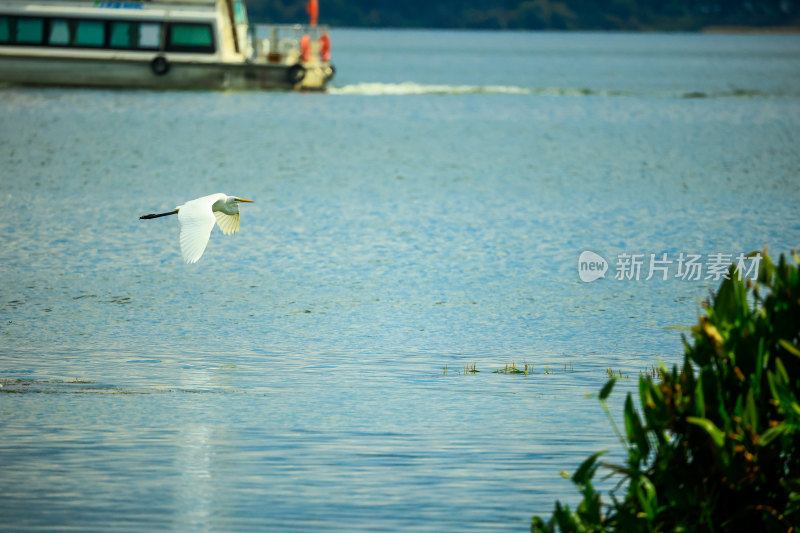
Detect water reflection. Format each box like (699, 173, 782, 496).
(176, 423, 213, 531)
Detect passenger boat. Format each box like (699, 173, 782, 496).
(0, 0, 335, 90)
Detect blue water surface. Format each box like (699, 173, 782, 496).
(1, 30, 799, 531)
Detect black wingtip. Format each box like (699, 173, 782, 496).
(140, 209, 179, 220)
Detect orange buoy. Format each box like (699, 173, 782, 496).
(320, 31, 330, 62)
(306, 0, 318, 27)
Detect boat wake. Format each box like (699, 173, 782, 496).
(328, 82, 611, 96)
(328, 82, 772, 99)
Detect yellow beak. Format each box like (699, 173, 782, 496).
(235, 198, 254, 203)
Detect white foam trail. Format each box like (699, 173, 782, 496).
(327, 83, 773, 99)
(328, 82, 537, 95)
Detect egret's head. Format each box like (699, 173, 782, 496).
(229, 197, 254, 212)
(217, 196, 254, 216)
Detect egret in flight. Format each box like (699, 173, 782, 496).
(140, 193, 254, 263)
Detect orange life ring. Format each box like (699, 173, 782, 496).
(300, 34, 311, 63)
(320, 32, 330, 62)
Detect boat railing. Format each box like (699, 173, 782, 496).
(252, 24, 330, 65)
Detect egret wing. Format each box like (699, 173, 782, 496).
(178, 197, 217, 264)
(213, 211, 240, 235)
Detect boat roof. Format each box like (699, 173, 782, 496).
(0, 0, 227, 18)
(0, 0, 220, 7)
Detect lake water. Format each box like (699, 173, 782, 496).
(1, 30, 799, 531)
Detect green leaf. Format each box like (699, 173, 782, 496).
(553, 501, 578, 533)
(640, 378, 668, 433)
(755, 337, 766, 391)
(636, 476, 658, 520)
(694, 373, 706, 417)
(754, 248, 774, 285)
(599, 378, 616, 400)
(712, 273, 746, 325)
(572, 450, 606, 485)
(759, 424, 788, 446)
(779, 339, 800, 358)
(530, 516, 550, 533)
(777, 359, 792, 390)
(744, 390, 758, 432)
(687, 417, 726, 448)
(625, 395, 650, 460)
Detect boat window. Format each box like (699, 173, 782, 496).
(166, 23, 213, 53)
(109, 21, 136, 48)
(0, 17, 10, 43)
(0, 16, 174, 52)
(48, 19, 71, 46)
(138, 22, 160, 49)
(16, 17, 44, 44)
(74, 20, 105, 47)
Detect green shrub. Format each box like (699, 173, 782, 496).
(532, 252, 800, 532)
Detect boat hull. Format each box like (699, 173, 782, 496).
(0, 54, 334, 91)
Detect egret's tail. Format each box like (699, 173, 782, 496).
(140, 209, 179, 220)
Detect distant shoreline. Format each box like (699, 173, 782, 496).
(253, 20, 800, 34)
(294, 25, 800, 34)
(248, 0, 800, 32)
(701, 25, 800, 33)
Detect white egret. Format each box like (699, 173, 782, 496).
(140, 193, 254, 263)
